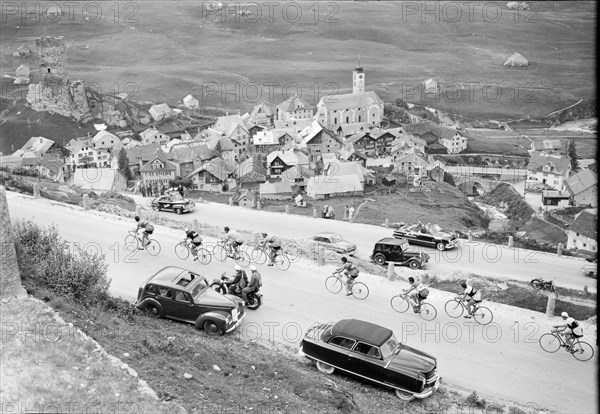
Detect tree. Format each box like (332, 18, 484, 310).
(568, 140, 580, 172)
(394, 98, 408, 110)
(384, 104, 410, 124)
(169, 176, 193, 188)
(117, 148, 133, 181)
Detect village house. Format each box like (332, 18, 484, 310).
(538, 139, 566, 155)
(91, 130, 122, 151)
(323, 159, 375, 187)
(306, 174, 364, 200)
(125, 143, 166, 177)
(170, 141, 218, 178)
(250, 102, 276, 128)
(315, 64, 384, 131)
(393, 147, 430, 177)
(565, 168, 598, 207)
(67, 144, 113, 169)
(15, 136, 62, 159)
(422, 78, 438, 93)
(149, 103, 172, 122)
(338, 144, 368, 167)
(213, 113, 257, 161)
(273, 118, 313, 134)
(280, 164, 314, 191)
(236, 156, 267, 185)
(259, 181, 294, 200)
(140, 127, 170, 146)
(266, 148, 309, 178)
(527, 151, 571, 191)
(345, 128, 398, 156)
(402, 121, 467, 154)
(299, 120, 343, 165)
(390, 134, 427, 160)
(236, 189, 258, 208)
(30, 154, 65, 182)
(566, 210, 597, 253)
(185, 157, 233, 192)
(276, 94, 313, 122)
(541, 190, 571, 210)
(140, 149, 176, 187)
(252, 130, 298, 154)
(183, 94, 199, 109)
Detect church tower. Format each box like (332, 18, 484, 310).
(352, 58, 365, 94)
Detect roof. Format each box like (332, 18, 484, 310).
(39, 154, 64, 171)
(543, 139, 563, 150)
(186, 157, 229, 181)
(402, 121, 459, 141)
(92, 130, 120, 145)
(183, 94, 198, 103)
(273, 118, 312, 132)
(395, 147, 428, 161)
(331, 319, 393, 347)
(325, 160, 364, 182)
(267, 149, 309, 166)
(376, 237, 408, 246)
(569, 211, 597, 240)
(528, 152, 571, 175)
(504, 52, 528, 66)
(338, 145, 368, 161)
(237, 156, 267, 180)
(346, 131, 373, 145)
(140, 149, 177, 172)
(277, 94, 312, 112)
(170, 142, 217, 163)
(307, 174, 363, 195)
(253, 129, 287, 146)
(251, 102, 276, 117)
(318, 91, 384, 112)
(139, 128, 164, 141)
(214, 114, 249, 137)
(338, 123, 370, 137)
(148, 266, 207, 289)
(280, 165, 314, 181)
(259, 181, 294, 195)
(149, 103, 171, 114)
(237, 189, 258, 203)
(125, 143, 163, 163)
(19, 136, 55, 155)
(565, 169, 597, 196)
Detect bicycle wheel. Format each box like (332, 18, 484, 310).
(124, 235, 137, 250)
(444, 299, 464, 318)
(174, 243, 190, 260)
(390, 295, 410, 313)
(473, 306, 493, 325)
(212, 245, 227, 262)
(419, 303, 437, 321)
(352, 282, 369, 300)
(539, 333, 561, 353)
(235, 251, 251, 268)
(274, 254, 291, 271)
(251, 247, 268, 265)
(325, 276, 342, 294)
(571, 341, 594, 362)
(146, 239, 161, 256)
(196, 248, 212, 265)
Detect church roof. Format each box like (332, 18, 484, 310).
(318, 91, 383, 112)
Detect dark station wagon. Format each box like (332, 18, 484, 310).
(135, 266, 245, 335)
(299, 319, 441, 401)
(149, 194, 195, 214)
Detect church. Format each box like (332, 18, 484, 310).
(315, 62, 384, 135)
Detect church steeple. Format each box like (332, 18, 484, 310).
(352, 57, 365, 94)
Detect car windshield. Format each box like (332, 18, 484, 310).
(329, 235, 343, 243)
(190, 277, 209, 301)
(170, 194, 184, 201)
(380, 334, 400, 359)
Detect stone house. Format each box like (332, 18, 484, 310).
(140, 149, 176, 187)
(299, 120, 343, 165)
(149, 103, 172, 121)
(565, 168, 598, 207)
(566, 210, 597, 252)
(527, 152, 571, 191)
(140, 128, 170, 146)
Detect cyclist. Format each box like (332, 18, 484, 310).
(242, 265, 262, 303)
(260, 232, 281, 266)
(457, 281, 482, 319)
(134, 216, 154, 249)
(553, 311, 584, 349)
(404, 277, 429, 312)
(223, 226, 244, 258)
(337, 256, 359, 296)
(226, 264, 247, 295)
(183, 227, 203, 261)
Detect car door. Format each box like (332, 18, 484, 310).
(347, 341, 386, 382)
(158, 288, 196, 322)
(321, 336, 356, 370)
(391, 245, 403, 262)
(415, 230, 434, 247)
(161, 197, 174, 212)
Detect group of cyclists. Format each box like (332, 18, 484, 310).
(133, 216, 586, 349)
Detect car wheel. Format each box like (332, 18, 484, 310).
(395, 389, 415, 401)
(436, 242, 445, 251)
(589, 272, 596, 279)
(408, 260, 420, 269)
(203, 320, 224, 336)
(175, 207, 183, 215)
(144, 303, 164, 319)
(316, 361, 335, 375)
(373, 254, 386, 266)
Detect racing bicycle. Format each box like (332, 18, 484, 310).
(174, 239, 212, 265)
(390, 292, 437, 321)
(212, 240, 251, 267)
(538, 329, 594, 362)
(249, 243, 291, 270)
(444, 297, 493, 325)
(325, 271, 369, 300)
(125, 230, 161, 256)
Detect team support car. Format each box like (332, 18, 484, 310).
(135, 266, 245, 335)
(371, 238, 429, 269)
(393, 223, 459, 251)
(310, 232, 357, 256)
(299, 319, 441, 401)
(149, 193, 195, 214)
(581, 259, 597, 278)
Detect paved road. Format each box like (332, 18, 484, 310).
(7, 192, 598, 413)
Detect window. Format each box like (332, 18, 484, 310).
(329, 337, 356, 350)
(353, 342, 381, 359)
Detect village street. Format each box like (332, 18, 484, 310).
(126, 193, 596, 292)
(6, 191, 598, 413)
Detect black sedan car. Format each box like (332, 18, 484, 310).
(135, 266, 245, 335)
(299, 319, 441, 401)
(149, 194, 195, 214)
(393, 223, 458, 251)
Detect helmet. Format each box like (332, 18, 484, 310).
(250, 265, 257, 272)
(184, 227, 190, 233)
(234, 264, 242, 271)
(460, 282, 467, 288)
(561, 312, 569, 318)
(224, 226, 230, 232)
(262, 232, 267, 237)
(408, 277, 415, 283)
(340, 256, 348, 263)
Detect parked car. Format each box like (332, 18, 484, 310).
(135, 266, 245, 335)
(299, 319, 441, 401)
(149, 194, 195, 214)
(581, 260, 597, 279)
(310, 232, 357, 255)
(371, 238, 429, 269)
(393, 223, 459, 251)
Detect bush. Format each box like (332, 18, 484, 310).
(464, 391, 487, 408)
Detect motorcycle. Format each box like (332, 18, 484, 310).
(210, 274, 262, 310)
(530, 278, 557, 293)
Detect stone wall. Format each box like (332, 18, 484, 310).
(0, 186, 26, 299)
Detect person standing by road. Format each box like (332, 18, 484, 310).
(348, 206, 355, 222)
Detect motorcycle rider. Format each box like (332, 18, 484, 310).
(226, 265, 247, 295)
(242, 265, 262, 303)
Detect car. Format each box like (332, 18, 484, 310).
(370, 238, 429, 269)
(393, 223, 459, 251)
(135, 266, 245, 335)
(299, 319, 441, 401)
(310, 232, 357, 256)
(149, 193, 195, 214)
(581, 260, 597, 279)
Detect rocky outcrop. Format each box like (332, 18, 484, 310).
(0, 186, 27, 299)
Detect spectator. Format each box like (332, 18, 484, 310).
(178, 183, 184, 197)
(322, 205, 328, 219)
(326, 205, 335, 219)
(343, 205, 349, 221)
(160, 183, 166, 195)
(348, 206, 355, 222)
(141, 183, 147, 197)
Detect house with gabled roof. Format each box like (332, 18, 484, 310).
(566, 210, 597, 252)
(14, 136, 60, 159)
(237, 156, 267, 184)
(259, 181, 294, 200)
(276, 94, 313, 122)
(213, 113, 254, 160)
(125, 143, 168, 177)
(185, 157, 233, 192)
(266, 148, 309, 178)
(299, 120, 343, 165)
(236, 189, 258, 208)
(280, 165, 314, 191)
(540, 139, 565, 155)
(338, 144, 368, 167)
(140, 127, 170, 146)
(183, 94, 199, 109)
(140, 149, 177, 187)
(393, 147, 429, 177)
(565, 168, 598, 207)
(252, 129, 295, 154)
(527, 151, 571, 191)
(149, 103, 172, 121)
(250, 102, 276, 128)
(323, 159, 375, 186)
(91, 130, 122, 151)
(170, 141, 218, 178)
(391, 134, 427, 160)
(36, 154, 65, 182)
(402, 121, 467, 154)
(306, 174, 364, 200)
